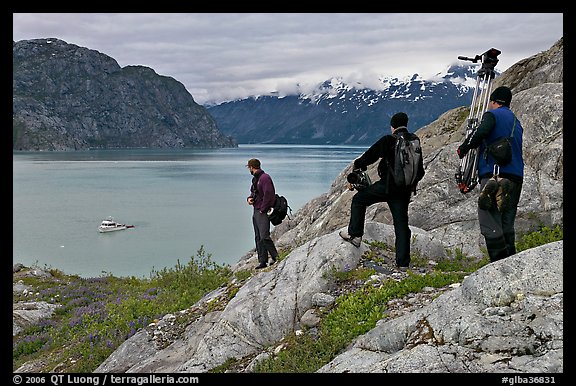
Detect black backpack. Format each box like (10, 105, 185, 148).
(390, 132, 424, 194)
(268, 194, 292, 226)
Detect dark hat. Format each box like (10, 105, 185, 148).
(246, 158, 261, 168)
(490, 86, 512, 106)
(390, 112, 408, 129)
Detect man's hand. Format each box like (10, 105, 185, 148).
(247, 197, 254, 205)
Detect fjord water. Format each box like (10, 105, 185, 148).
(13, 145, 365, 278)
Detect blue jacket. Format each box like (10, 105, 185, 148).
(462, 106, 524, 181)
(478, 107, 524, 180)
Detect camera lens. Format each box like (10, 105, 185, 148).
(347, 172, 359, 184)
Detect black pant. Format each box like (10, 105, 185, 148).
(478, 176, 522, 262)
(252, 208, 278, 265)
(348, 179, 412, 267)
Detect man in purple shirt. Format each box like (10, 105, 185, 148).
(246, 158, 279, 269)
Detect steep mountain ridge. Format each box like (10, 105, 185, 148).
(208, 63, 482, 145)
(12, 38, 237, 151)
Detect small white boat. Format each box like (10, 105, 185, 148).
(98, 217, 134, 233)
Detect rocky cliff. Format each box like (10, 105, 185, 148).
(93, 233, 562, 373)
(12, 38, 237, 150)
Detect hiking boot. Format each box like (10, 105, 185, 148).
(269, 257, 277, 265)
(339, 230, 362, 247)
(496, 178, 513, 212)
(255, 264, 267, 269)
(478, 177, 498, 210)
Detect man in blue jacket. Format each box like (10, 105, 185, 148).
(246, 158, 279, 269)
(457, 86, 524, 263)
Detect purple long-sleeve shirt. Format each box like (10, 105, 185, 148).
(249, 169, 276, 212)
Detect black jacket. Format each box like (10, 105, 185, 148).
(353, 127, 425, 193)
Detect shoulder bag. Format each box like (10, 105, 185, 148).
(486, 117, 516, 166)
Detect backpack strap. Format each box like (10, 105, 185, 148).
(510, 117, 516, 139)
(251, 172, 262, 198)
(385, 132, 404, 195)
(384, 166, 391, 195)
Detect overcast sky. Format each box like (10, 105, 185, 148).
(13, 13, 563, 105)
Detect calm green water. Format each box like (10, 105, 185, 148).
(13, 145, 365, 278)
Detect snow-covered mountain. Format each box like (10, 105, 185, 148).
(207, 63, 487, 145)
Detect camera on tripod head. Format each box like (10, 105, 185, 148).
(347, 169, 372, 191)
(458, 48, 501, 79)
(480, 48, 501, 72)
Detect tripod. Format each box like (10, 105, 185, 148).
(455, 48, 501, 194)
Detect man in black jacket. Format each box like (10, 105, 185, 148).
(339, 112, 425, 268)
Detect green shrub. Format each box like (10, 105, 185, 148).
(516, 224, 563, 252)
(13, 246, 231, 372)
